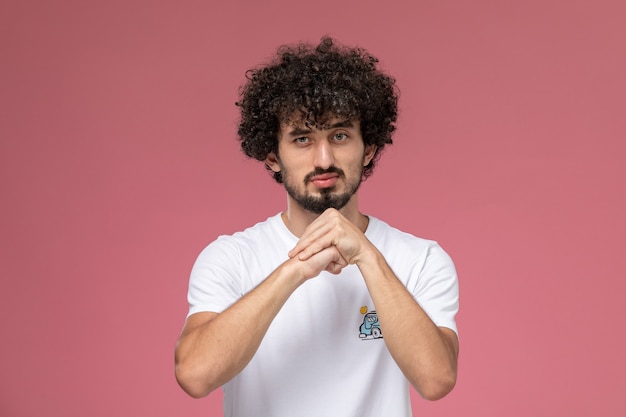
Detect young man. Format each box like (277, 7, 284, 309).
(175, 37, 459, 417)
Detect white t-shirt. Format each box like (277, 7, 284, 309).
(187, 213, 459, 417)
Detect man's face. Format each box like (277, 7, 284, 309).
(266, 117, 376, 214)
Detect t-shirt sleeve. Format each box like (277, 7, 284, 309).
(412, 242, 459, 336)
(186, 236, 243, 317)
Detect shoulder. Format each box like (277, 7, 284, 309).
(367, 216, 436, 251)
(367, 216, 455, 269)
(196, 213, 291, 262)
(229, 213, 282, 243)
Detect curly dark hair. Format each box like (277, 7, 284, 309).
(236, 37, 398, 183)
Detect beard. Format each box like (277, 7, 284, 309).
(282, 165, 364, 214)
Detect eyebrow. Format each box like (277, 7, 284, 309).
(285, 120, 354, 137)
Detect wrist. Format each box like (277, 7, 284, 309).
(353, 240, 381, 267)
(277, 257, 309, 287)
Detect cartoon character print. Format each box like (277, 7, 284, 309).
(358, 306, 383, 340)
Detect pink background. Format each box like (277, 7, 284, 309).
(1, 1, 625, 416)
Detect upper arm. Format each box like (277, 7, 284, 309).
(413, 243, 459, 335)
(187, 237, 244, 317)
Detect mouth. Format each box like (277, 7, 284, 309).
(310, 173, 339, 188)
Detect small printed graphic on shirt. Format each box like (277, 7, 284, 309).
(358, 306, 383, 340)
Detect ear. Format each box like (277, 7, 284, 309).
(363, 144, 377, 166)
(265, 151, 281, 173)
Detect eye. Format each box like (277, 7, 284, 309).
(294, 136, 310, 144)
(333, 132, 348, 141)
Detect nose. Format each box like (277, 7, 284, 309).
(313, 139, 334, 169)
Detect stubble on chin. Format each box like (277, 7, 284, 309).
(280, 161, 365, 214)
(284, 178, 359, 214)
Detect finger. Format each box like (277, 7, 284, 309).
(296, 236, 335, 261)
(325, 262, 342, 275)
(300, 246, 345, 279)
(290, 221, 330, 252)
(324, 250, 348, 274)
(289, 221, 336, 258)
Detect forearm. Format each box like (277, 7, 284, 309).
(175, 259, 304, 398)
(356, 246, 458, 400)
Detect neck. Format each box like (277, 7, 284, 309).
(281, 193, 367, 237)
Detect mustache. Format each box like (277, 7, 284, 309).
(304, 167, 345, 184)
